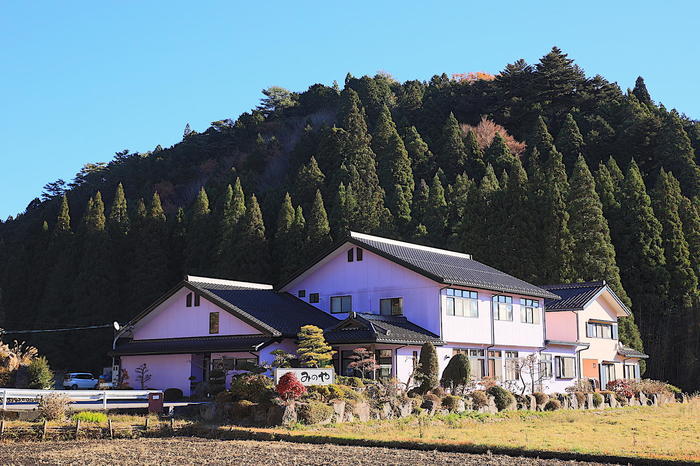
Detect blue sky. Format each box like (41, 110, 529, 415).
(1, 1, 698, 219)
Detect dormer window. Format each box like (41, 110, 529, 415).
(347, 248, 354, 262)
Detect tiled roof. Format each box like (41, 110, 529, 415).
(540, 281, 607, 311)
(324, 312, 443, 345)
(618, 344, 649, 359)
(112, 335, 272, 355)
(345, 232, 559, 299)
(191, 279, 340, 337)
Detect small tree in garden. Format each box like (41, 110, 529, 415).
(270, 349, 295, 368)
(276, 372, 306, 401)
(297, 325, 335, 368)
(504, 354, 549, 395)
(116, 368, 130, 389)
(440, 353, 471, 394)
(415, 342, 439, 394)
(27, 356, 54, 389)
(135, 363, 151, 389)
(347, 348, 380, 379)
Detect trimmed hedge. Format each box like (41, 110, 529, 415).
(487, 386, 515, 411)
(544, 399, 561, 411)
(298, 401, 334, 424)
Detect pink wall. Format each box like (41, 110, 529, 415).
(545, 310, 578, 342)
(132, 288, 262, 340)
(281, 245, 443, 335)
(120, 354, 192, 395)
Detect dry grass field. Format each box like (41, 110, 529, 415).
(230, 399, 700, 463)
(0, 437, 609, 465)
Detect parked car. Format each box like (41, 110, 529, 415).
(63, 372, 99, 389)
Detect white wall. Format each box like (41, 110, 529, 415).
(120, 354, 191, 395)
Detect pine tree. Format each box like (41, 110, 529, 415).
(446, 174, 474, 248)
(464, 129, 486, 179)
(331, 182, 356, 239)
(654, 110, 700, 197)
(274, 193, 296, 279)
(238, 194, 269, 281)
(632, 76, 652, 106)
(306, 189, 332, 254)
(411, 179, 430, 230)
(484, 133, 519, 175)
(679, 196, 700, 279)
(108, 183, 129, 237)
(424, 174, 447, 245)
(293, 156, 325, 209)
(216, 179, 246, 277)
(616, 160, 668, 366)
(372, 105, 414, 226)
(339, 89, 386, 233)
(437, 113, 467, 182)
(498, 158, 535, 280)
(404, 126, 434, 183)
(529, 115, 556, 161)
(555, 113, 584, 172)
(568, 156, 630, 305)
(297, 325, 334, 368)
(54, 195, 71, 235)
(185, 187, 213, 275)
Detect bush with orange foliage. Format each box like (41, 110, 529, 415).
(451, 72, 496, 83)
(461, 116, 526, 157)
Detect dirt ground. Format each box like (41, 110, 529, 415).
(0, 438, 610, 465)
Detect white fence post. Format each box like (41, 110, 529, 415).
(2, 390, 6, 410)
(103, 391, 108, 410)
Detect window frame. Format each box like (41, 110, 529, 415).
(209, 311, 220, 334)
(555, 356, 576, 379)
(298, 290, 306, 298)
(356, 247, 363, 261)
(519, 298, 540, 324)
(541, 354, 553, 378)
(493, 295, 513, 321)
(445, 288, 478, 318)
(380, 297, 403, 316)
(309, 293, 319, 303)
(186, 292, 193, 307)
(194, 294, 201, 307)
(330, 295, 352, 314)
(586, 321, 616, 339)
(347, 248, 354, 262)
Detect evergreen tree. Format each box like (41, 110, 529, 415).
(555, 113, 584, 172)
(632, 76, 652, 106)
(423, 174, 447, 245)
(440, 353, 471, 393)
(437, 113, 467, 182)
(616, 160, 668, 365)
(185, 187, 213, 275)
(238, 194, 269, 281)
(404, 126, 434, 183)
(679, 196, 700, 279)
(485, 133, 519, 175)
(568, 156, 630, 305)
(107, 183, 129, 237)
(411, 179, 430, 230)
(529, 115, 556, 161)
(297, 325, 334, 368)
(331, 182, 356, 239)
(293, 156, 325, 209)
(306, 189, 332, 254)
(274, 193, 296, 280)
(216, 179, 246, 277)
(464, 129, 486, 179)
(654, 110, 700, 197)
(416, 342, 439, 394)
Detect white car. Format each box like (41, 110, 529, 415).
(63, 372, 99, 390)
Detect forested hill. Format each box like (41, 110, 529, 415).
(1, 47, 699, 390)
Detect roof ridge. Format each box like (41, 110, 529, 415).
(350, 231, 473, 259)
(186, 275, 273, 289)
(540, 280, 606, 290)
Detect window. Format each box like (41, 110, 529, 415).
(586, 321, 617, 339)
(445, 289, 478, 317)
(330, 295, 352, 313)
(455, 349, 485, 379)
(493, 295, 513, 321)
(347, 248, 354, 262)
(623, 364, 636, 380)
(488, 350, 502, 380)
(209, 312, 219, 334)
(541, 354, 553, 378)
(298, 290, 306, 298)
(186, 292, 193, 307)
(412, 351, 418, 369)
(356, 247, 363, 261)
(309, 293, 319, 303)
(375, 349, 393, 380)
(212, 357, 258, 372)
(380, 297, 403, 316)
(520, 299, 540, 324)
(194, 294, 200, 307)
(505, 351, 519, 381)
(555, 356, 575, 379)
(604, 363, 616, 383)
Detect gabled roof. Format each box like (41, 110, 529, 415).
(617, 344, 649, 359)
(124, 276, 339, 339)
(280, 231, 559, 299)
(540, 281, 631, 315)
(113, 335, 273, 356)
(324, 312, 443, 346)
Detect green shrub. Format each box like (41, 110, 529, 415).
(415, 342, 439, 394)
(487, 386, 515, 411)
(441, 394, 462, 412)
(306, 384, 363, 402)
(72, 411, 108, 423)
(665, 383, 682, 395)
(592, 393, 603, 407)
(470, 390, 488, 409)
(440, 354, 470, 392)
(164, 388, 184, 401)
(336, 376, 364, 388)
(532, 392, 549, 406)
(27, 357, 54, 389)
(298, 401, 334, 424)
(230, 400, 256, 418)
(229, 374, 275, 403)
(574, 391, 586, 405)
(544, 399, 561, 411)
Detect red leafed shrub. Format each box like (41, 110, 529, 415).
(276, 372, 307, 401)
(606, 379, 634, 398)
(461, 116, 527, 156)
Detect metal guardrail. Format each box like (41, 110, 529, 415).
(0, 388, 163, 411)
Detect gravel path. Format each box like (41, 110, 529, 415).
(0, 438, 612, 465)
